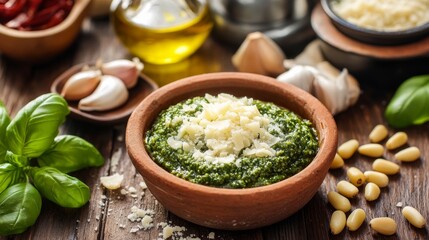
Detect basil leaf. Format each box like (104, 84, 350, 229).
(0, 182, 42, 236)
(0, 101, 10, 163)
(30, 167, 90, 208)
(385, 75, 429, 128)
(38, 135, 104, 173)
(6, 93, 69, 158)
(0, 163, 25, 194)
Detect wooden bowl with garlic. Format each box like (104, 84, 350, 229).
(51, 59, 158, 124)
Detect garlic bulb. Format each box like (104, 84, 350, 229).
(277, 65, 316, 93)
(61, 70, 102, 101)
(78, 75, 129, 111)
(276, 61, 360, 115)
(232, 32, 286, 77)
(100, 58, 143, 89)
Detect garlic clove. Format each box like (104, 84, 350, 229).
(78, 75, 129, 111)
(317, 61, 361, 108)
(277, 65, 316, 93)
(100, 58, 143, 89)
(232, 32, 286, 77)
(293, 40, 324, 67)
(61, 70, 102, 101)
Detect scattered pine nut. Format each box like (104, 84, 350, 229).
(372, 159, 400, 175)
(369, 125, 388, 143)
(369, 217, 397, 235)
(364, 183, 381, 201)
(358, 144, 384, 158)
(395, 147, 421, 162)
(386, 132, 408, 150)
(347, 208, 366, 231)
(330, 153, 344, 169)
(347, 167, 365, 187)
(328, 191, 351, 212)
(337, 180, 359, 198)
(402, 206, 426, 228)
(364, 171, 389, 188)
(330, 210, 346, 235)
(338, 139, 359, 159)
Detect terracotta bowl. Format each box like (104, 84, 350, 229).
(0, 0, 90, 62)
(126, 72, 337, 230)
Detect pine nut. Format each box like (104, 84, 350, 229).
(372, 159, 400, 175)
(364, 182, 381, 201)
(402, 206, 426, 228)
(347, 167, 365, 187)
(330, 153, 344, 169)
(338, 139, 359, 159)
(337, 180, 359, 198)
(369, 124, 388, 143)
(386, 132, 408, 150)
(328, 191, 351, 212)
(395, 146, 421, 162)
(358, 144, 384, 158)
(347, 208, 366, 231)
(330, 210, 346, 235)
(369, 217, 397, 235)
(364, 171, 389, 187)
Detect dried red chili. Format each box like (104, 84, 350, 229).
(0, 0, 74, 31)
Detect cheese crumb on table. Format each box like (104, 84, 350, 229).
(100, 173, 124, 190)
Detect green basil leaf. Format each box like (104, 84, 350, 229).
(385, 75, 429, 128)
(30, 167, 90, 208)
(6, 93, 69, 158)
(0, 101, 10, 163)
(0, 182, 42, 236)
(38, 135, 104, 173)
(0, 163, 25, 194)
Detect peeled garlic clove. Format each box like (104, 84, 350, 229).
(78, 75, 129, 111)
(232, 32, 286, 77)
(61, 70, 102, 101)
(100, 58, 143, 89)
(277, 65, 316, 93)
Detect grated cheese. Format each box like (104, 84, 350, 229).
(332, 0, 429, 31)
(100, 173, 124, 190)
(167, 93, 280, 165)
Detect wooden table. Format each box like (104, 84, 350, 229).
(1, 17, 428, 240)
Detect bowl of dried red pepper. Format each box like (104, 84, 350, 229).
(0, 0, 90, 62)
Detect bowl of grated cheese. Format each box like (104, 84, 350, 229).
(321, 0, 429, 45)
(125, 72, 337, 230)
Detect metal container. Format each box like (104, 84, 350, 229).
(209, 0, 318, 56)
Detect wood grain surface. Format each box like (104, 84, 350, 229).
(0, 16, 428, 240)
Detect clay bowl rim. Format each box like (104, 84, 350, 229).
(321, 0, 429, 45)
(0, 0, 90, 38)
(126, 72, 337, 196)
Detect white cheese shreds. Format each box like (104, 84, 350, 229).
(167, 93, 280, 164)
(141, 215, 154, 230)
(110, 148, 122, 173)
(100, 173, 124, 190)
(208, 232, 215, 239)
(332, 0, 429, 31)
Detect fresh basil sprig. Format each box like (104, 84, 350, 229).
(385, 75, 429, 128)
(0, 93, 104, 236)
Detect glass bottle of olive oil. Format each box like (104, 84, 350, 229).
(111, 0, 213, 65)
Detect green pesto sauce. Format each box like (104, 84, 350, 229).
(145, 96, 319, 189)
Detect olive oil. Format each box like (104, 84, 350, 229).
(111, 0, 213, 64)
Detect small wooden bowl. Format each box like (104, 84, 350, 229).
(126, 72, 337, 230)
(51, 63, 158, 124)
(0, 0, 90, 62)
